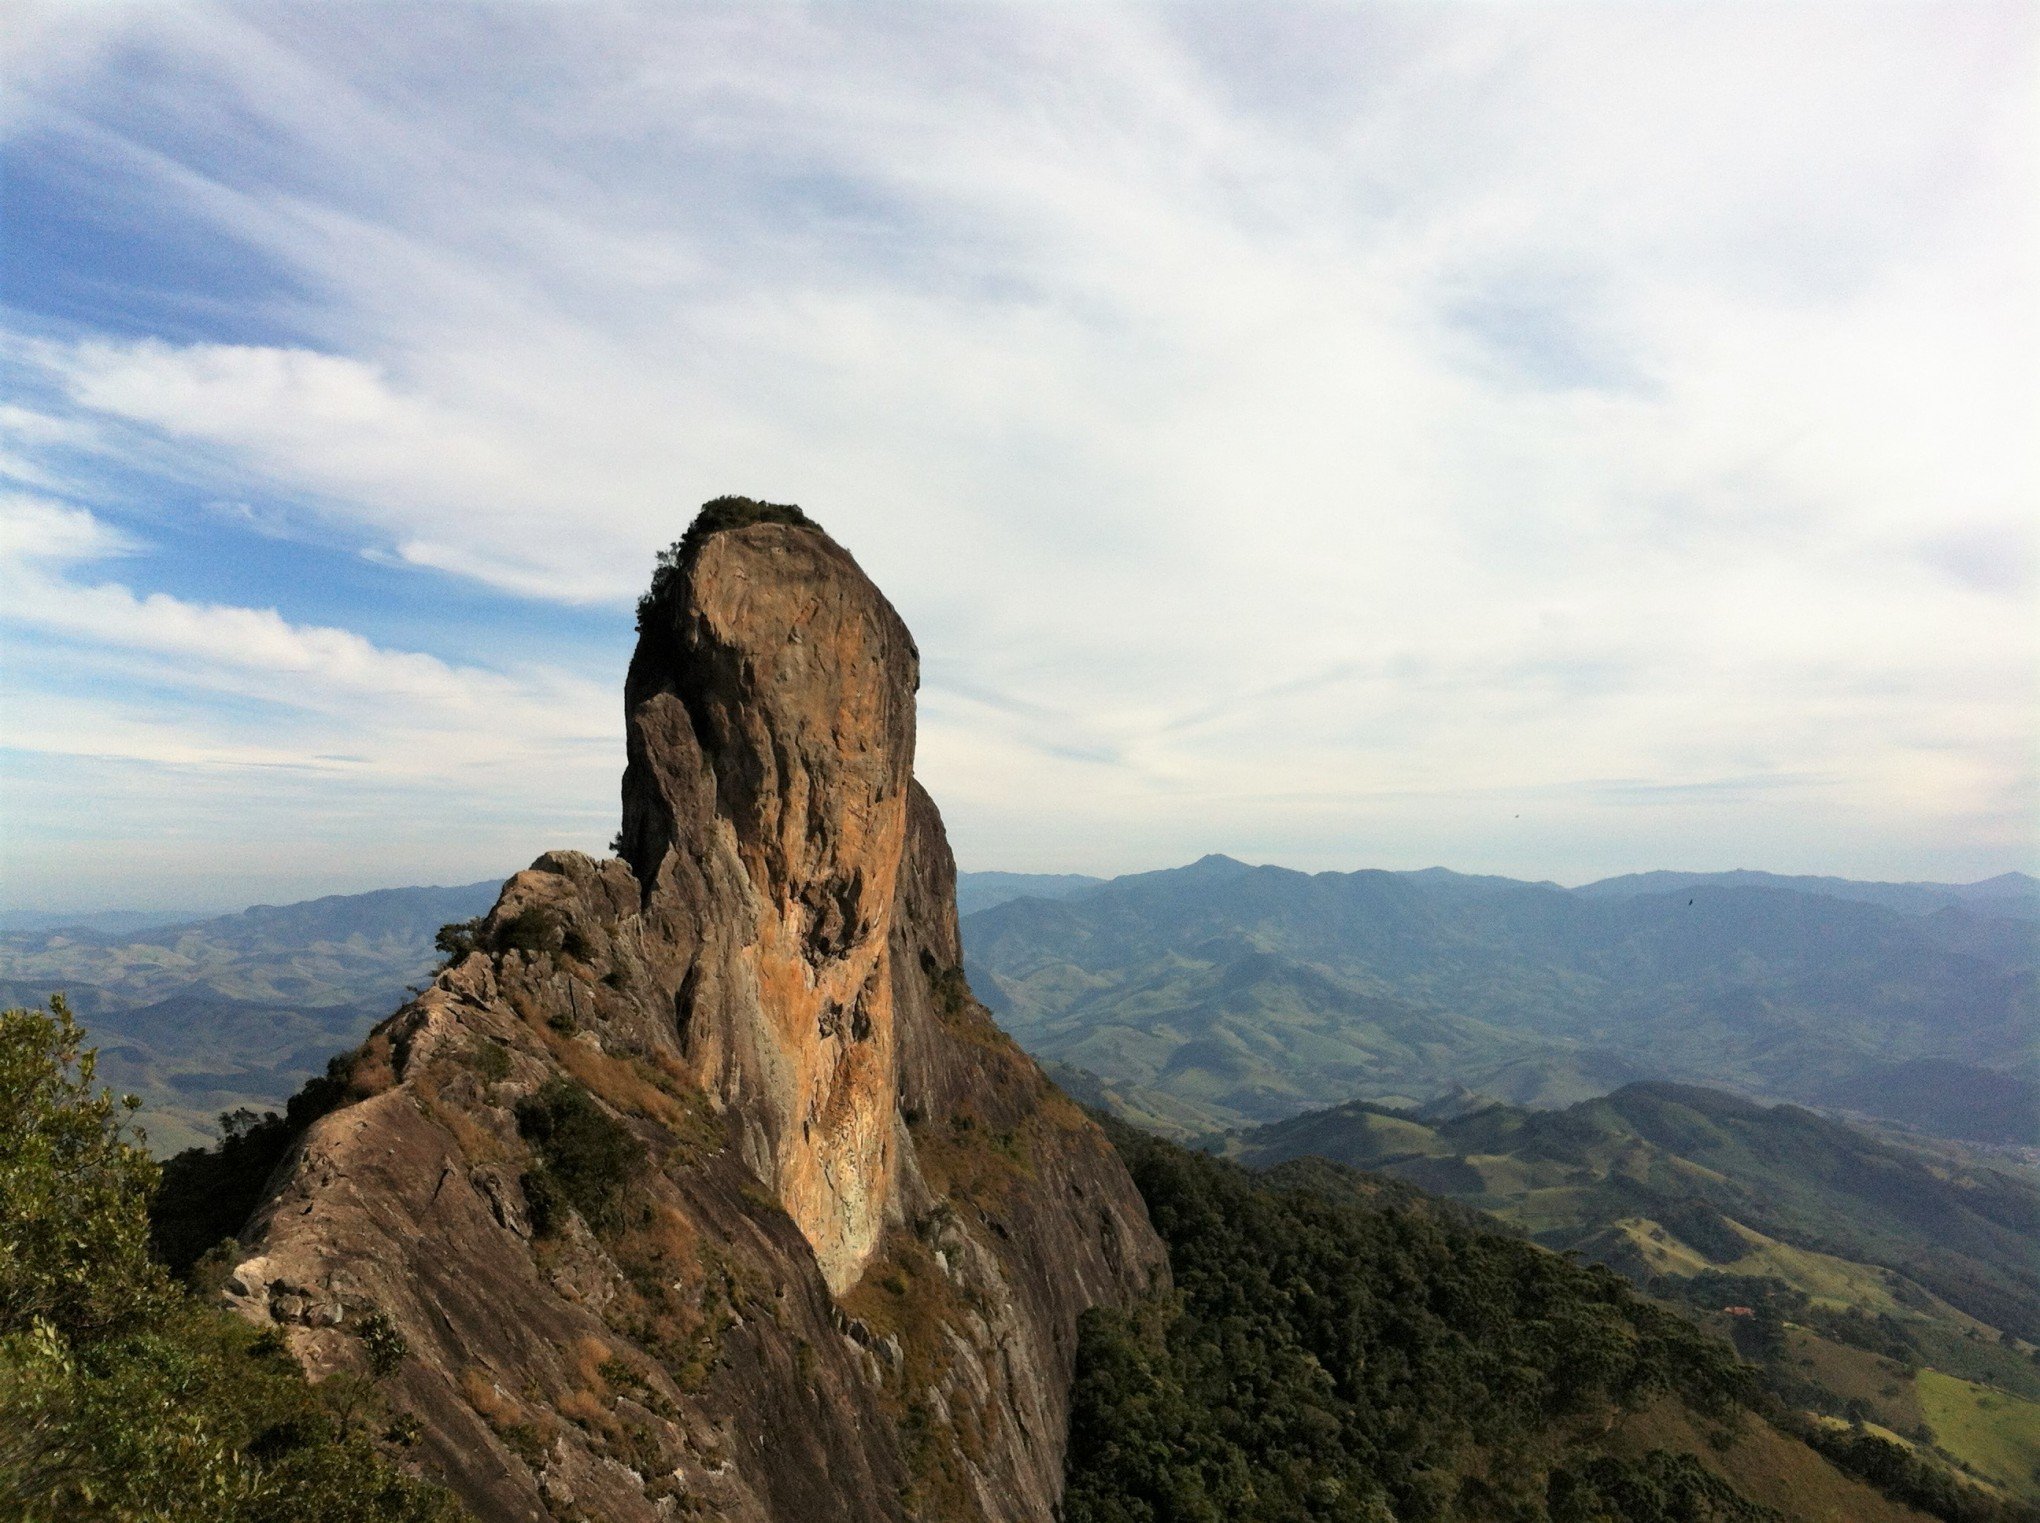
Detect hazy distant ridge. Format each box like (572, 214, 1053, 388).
(962, 856, 2040, 1144)
(6, 862, 2032, 1151)
(0, 879, 502, 1151)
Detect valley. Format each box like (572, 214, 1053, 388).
(0, 882, 501, 1151)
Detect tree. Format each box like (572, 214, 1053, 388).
(0, 998, 463, 1522)
(0, 995, 163, 1340)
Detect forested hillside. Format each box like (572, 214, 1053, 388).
(1066, 1121, 2038, 1523)
(963, 857, 2038, 1142)
(1215, 1084, 2040, 1506)
(0, 998, 461, 1521)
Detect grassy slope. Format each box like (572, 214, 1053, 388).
(1917, 1372, 2040, 1498)
(1606, 1400, 1930, 1523)
(1226, 1084, 2040, 1339)
(1220, 1082, 2040, 1504)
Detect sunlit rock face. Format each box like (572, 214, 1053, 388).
(223, 508, 1166, 1523)
(621, 524, 921, 1292)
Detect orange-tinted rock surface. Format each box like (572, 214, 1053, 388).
(224, 514, 1165, 1522)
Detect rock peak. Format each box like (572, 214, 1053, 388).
(222, 501, 1164, 1523)
(620, 510, 922, 1289)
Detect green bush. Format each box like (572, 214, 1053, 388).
(151, 1064, 353, 1279)
(354, 1312, 409, 1381)
(0, 998, 462, 1522)
(463, 1040, 512, 1085)
(0, 996, 159, 1340)
(432, 920, 483, 963)
(493, 907, 559, 957)
(515, 1079, 642, 1237)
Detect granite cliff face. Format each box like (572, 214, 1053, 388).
(223, 509, 1166, 1522)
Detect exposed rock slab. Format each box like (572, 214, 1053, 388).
(226, 518, 1165, 1522)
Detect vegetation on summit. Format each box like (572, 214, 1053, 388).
(635, 495, 816, 632)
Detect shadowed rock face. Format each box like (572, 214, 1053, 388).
(223, 516, 1165, 1523)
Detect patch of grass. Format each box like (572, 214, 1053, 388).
(1919, 1369, 2040, 1500)
(458, 1367, 554, 1471)
(1782, 1328, 1927, 1436)
(463, 1038, 512, 1084)
(840, 1228, 983, 1518)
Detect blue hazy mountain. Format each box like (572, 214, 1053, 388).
(962, 856, 2038, 1142)
(0, 880, 501, 1151)
(954, 870, 1108, 915)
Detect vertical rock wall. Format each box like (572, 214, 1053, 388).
(224, 514, 1165, 1522)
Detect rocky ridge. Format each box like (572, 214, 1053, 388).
(222, 508, 1165, 1522)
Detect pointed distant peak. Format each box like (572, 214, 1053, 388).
(1186, 853, 1251, 873)
(1969, 870, 2039, 889)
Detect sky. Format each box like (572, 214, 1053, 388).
(1, 2, 2034, 913)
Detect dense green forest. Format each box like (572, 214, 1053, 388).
(1066, 1121, 2037, 1523)
(0, 997, 459, 1522)
(1216, 1083, 2040, 1505)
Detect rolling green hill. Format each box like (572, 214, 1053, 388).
(963, 856, 2039, 1142)
(1067, 1120, 2036, 1523)
(1214, 1083, 2040, 1505)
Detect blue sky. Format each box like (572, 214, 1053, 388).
(2, 2, 2034, 912)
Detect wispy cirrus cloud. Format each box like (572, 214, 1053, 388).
(0, 493, 618, 903)
(0, 1, 2031, 907)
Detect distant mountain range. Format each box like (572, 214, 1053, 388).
(0, 880, 501, 1151)
(1577, 868, 2040, 918)
(6, 860, 2033, 1152)
(953, 870, 1106, 916)
(961, 857, 2039, 1144)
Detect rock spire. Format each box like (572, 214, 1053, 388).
(222, 503, 1165, 1523)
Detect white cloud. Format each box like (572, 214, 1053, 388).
(0, 1, 2032, 898)
(0, 495, 620, 902)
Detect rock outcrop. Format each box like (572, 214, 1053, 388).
(223, 506, 1166, 1522)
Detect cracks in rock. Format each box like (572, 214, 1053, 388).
(673, 964, 702, 1055)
